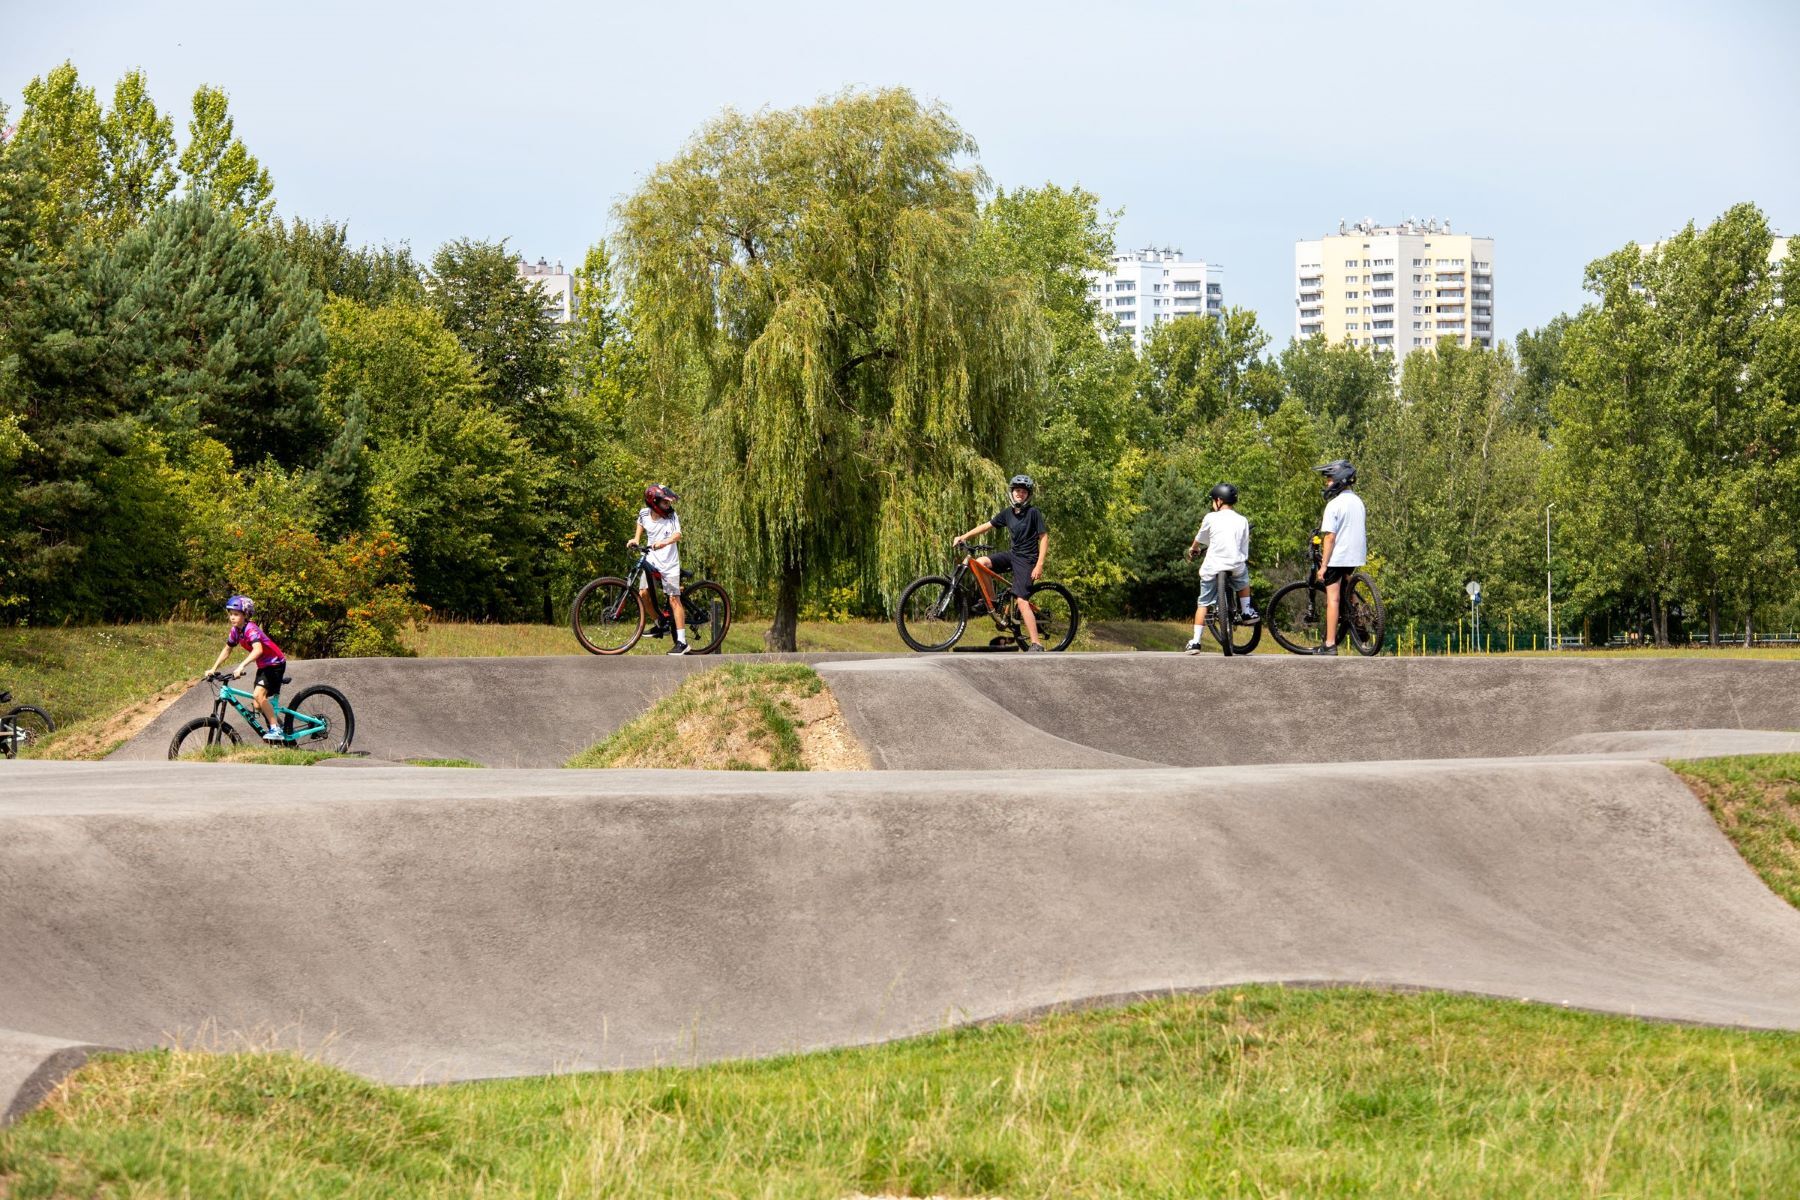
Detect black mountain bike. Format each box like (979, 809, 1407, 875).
(1199, 573, 1263, 656)
(570, 547, 732, 655)
(895, 543, 1080, 652)
(0, 690, 55, 759)
(1266, 530, 1386, 656)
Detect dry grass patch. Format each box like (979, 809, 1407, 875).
(567, 663, 869, 771)
(1670, 754, 1800, 909)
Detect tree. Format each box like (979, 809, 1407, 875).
(95, 69, 177, 240)
(427, 238, 567, 451)
(12, 61, 103, 254)
(91, 193, 328, 466)
(179, 85, 275, 226)
(1277, 334, 1392, 444)
(270, 216, 425, 306)
(616, 89, 1050, 649)
(1140, 308, 1283, 439)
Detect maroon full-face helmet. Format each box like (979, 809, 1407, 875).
(644, 484, 679, 516)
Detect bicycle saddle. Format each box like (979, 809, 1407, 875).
(681, 568, 695, 580)
(0, 691, 10, 704)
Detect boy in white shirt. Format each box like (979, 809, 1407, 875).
(1312, 459, 1367, 656)
(1183, 483, 1258, 654)
(628, 483, 690, 655)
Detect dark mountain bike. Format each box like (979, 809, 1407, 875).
(1266, 530, 1386, 656)
(168, 672, 355, 759)
(895, 542, 1079, 652)
(570, 547, 732, 655)
(1202, 575, 1263, 657)
(0, 690, 55, 759)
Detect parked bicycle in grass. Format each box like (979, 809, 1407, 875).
(570, 548, 732, 655)
(895, 542, 1080, 653)
(168, 672, 355, 759)
(0, 690, 55, 759)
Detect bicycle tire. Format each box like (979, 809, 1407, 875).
(1345, 573, 1386, 657)
(571, 576, 644, 655)
(169, 716, 240, 760)
(287, 684, 356, 753)
(679, 581, 732, 655)
(1267, 581, 1327, 655)
(1022, 581, 1080, 652)
(896, 575, 967, 652)
(3, 704, 55, 748)
(1207, 602, 1263, 656)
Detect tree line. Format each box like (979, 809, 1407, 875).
(3, 70, 1795, 652)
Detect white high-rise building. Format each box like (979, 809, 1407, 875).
(1086, 247, 1224, 351)
(1294, 218, 1495, 352)
(517, 256, 575, 324)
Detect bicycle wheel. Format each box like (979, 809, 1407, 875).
(1344, 573, 1386, 657)
(896, 575, 967, 652)
(286, 684, 356, 753)
(169, 717, 240, 760)
(1212, 600, 1263, 655)
(3, 704, 55, 749)
(1024, 582, 1079, 651)
(571, 576, 644, 655)
(1267, 581, 1327, 655)
(679, 581, 732, 655)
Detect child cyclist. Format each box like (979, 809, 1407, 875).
(1184, 483, 1259, 654)
(627, 483, 691, 655)
(1311, 459, 1366, 655)
(953, 474, 1049, 651)
(204, 595, 289, 741)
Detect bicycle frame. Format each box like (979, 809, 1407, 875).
(606, 553, 701, 627)
(208, 676, 328, 742)
(945, 547, 1030, 639)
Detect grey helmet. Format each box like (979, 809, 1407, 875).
(1008, 474, 1035, 510)
(1315, 459, 1356, 500)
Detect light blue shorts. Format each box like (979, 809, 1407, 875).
(1199, 566, 1248, 607)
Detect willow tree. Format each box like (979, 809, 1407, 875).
(615, 89, 1049, 649)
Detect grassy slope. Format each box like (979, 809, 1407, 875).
(3, 987, 1797, 1198)
(1670, 754, 1800, 910)
(568, 663, 820, 771)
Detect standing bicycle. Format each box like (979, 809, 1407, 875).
(570, 549, 731, 655)
(1184, 482, 1262, 657)
(0, 690, 55, 759)
(168, 671, 355, 758)
(1265, 461, 1385, 657)
(895, 542, 1079, 652)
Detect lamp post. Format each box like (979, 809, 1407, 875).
(1545, 502, 1556, 651)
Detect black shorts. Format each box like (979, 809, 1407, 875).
(1321, 565, 1356, 591)
(988, 551, 1037, 599)
(253, 664, 287, 695)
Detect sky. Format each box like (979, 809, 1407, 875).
(6, 0, 1797, 343)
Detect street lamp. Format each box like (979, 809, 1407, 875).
(1545, 502, 1556, 651)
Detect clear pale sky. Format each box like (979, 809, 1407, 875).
(6, 0, 1796, 344)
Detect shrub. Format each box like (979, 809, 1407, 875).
(222, 527, 425, 658)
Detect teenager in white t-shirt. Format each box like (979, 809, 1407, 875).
(1313, 459, 1366, 656)
(629, 484, 690, 654)
(1184, 483, 1259, 654)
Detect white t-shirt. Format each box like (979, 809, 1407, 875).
(638, 507, 681, 577)
(1322, 491, 1367, 567)
(1194, 508, 1250, 575)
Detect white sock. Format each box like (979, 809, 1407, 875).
(1241, 598, 1253, 612)
(676, 630, 688, 644)
(1193, 624, 1205, 642)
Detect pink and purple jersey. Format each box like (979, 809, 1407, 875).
(227, 621, 286, 667)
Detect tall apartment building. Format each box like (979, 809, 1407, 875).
(1086, 247, 1224, 352)
(1294, 218, 1495, 351)
(517, 256, 575, 324)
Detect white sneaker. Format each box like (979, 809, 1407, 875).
(1184, 639, 1204, 655)
(262, 728, 286, 742)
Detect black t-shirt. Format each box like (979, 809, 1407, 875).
(990, 504, 1046, 561)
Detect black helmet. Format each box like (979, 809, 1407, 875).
(1315, 459, 1356, 499)
(1209, 482, 1238, 506)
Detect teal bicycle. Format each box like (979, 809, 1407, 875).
(167, 672, 355, 759)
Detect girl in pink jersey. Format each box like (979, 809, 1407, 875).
(205, 595, 289, 741)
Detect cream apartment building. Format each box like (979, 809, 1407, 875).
(1295, 218, 1495, 351)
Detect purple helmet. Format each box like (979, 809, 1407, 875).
(225, 595, 254, 615)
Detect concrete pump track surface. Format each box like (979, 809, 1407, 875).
(6, 653, 1800, 1121)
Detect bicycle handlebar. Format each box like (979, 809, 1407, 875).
(954, 542, 994, 557)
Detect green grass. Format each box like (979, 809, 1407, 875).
(1670, 754, 1800, 910)
(172, 745, 347, 766)
(4, 986, 1798, 1197)
(402, 757, 486, 768)
(567, 663, 822, 771)
(0, 622, 221, 749)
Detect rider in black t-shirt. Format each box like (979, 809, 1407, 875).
(953, 474, 1050, 651)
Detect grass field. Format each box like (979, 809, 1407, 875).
(3, 985, 1798, 1198)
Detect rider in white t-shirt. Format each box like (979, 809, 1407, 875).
(629, 484, 690, 655)
(1184, 483, 1259, 654)
(1313, 459, 1366, 656)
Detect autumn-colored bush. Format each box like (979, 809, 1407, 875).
(222, 527, 426, 658)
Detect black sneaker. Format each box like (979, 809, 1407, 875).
(1240, 606, 1261, 624)
(648, 620, 669, 638)
(1313, 643, 1338, 656)
(667, 641, 691, 656)
(1026, 642, 1047, 652)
